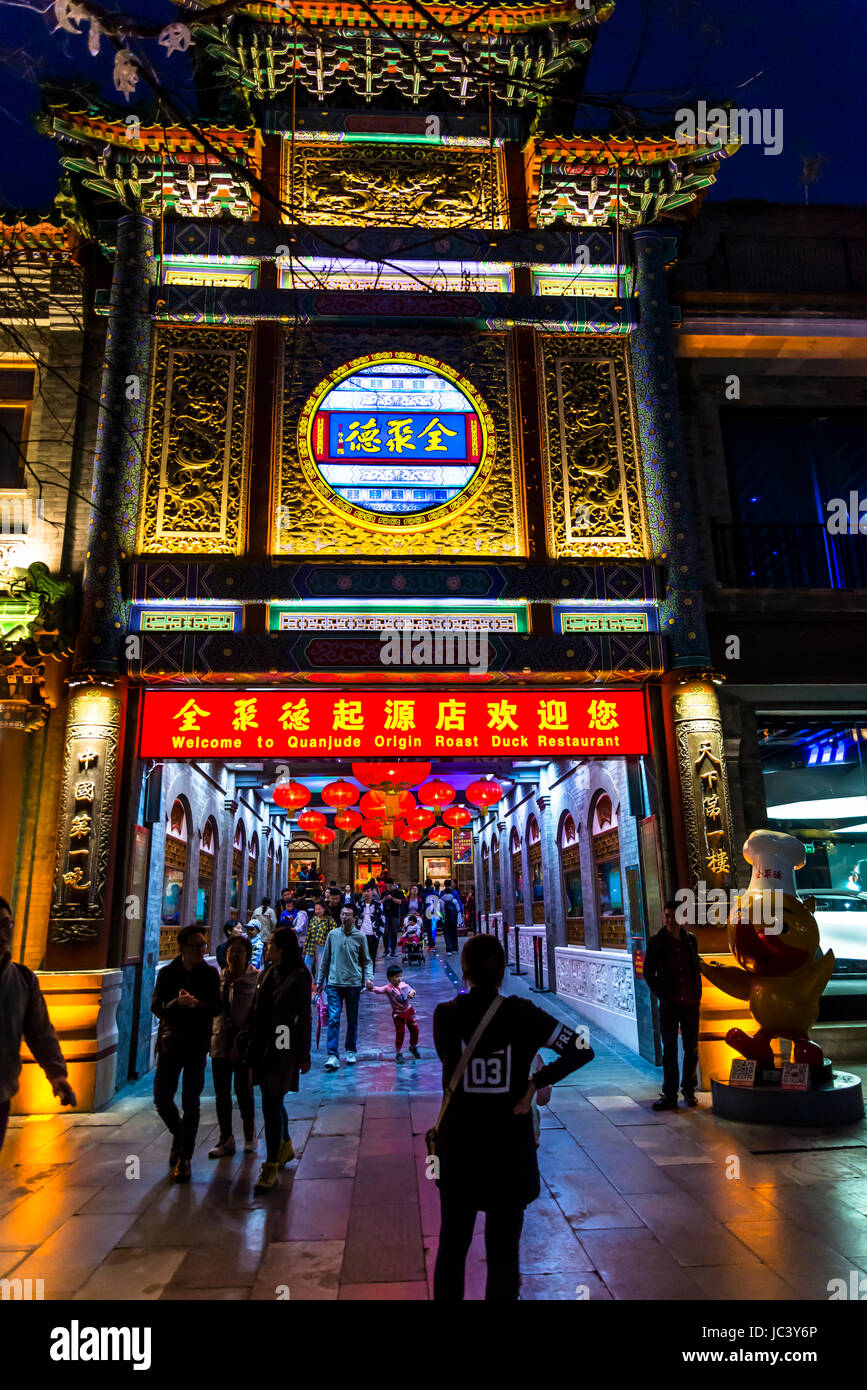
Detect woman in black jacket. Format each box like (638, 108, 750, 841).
(432, 934, 594, 1301)
(243, 926, 312, 1195)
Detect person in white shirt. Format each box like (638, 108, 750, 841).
(251, 897, 277, 944)
(292, 897, 310, 943)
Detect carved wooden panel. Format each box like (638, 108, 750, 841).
(540, 337, 650, 560)
(285, 142, 506, 230)
(138, 327, 253, 555)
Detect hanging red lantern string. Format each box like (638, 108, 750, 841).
(272, 780, 310, 811)
(334, 809, 363, 833)
(465, 778, 503, 809)
(417, 779, 455, 810)
(313, 827, 336, 846)
(405, 805, 435, 830)
(427, 825, 453, 845)
(321, 779, 360, 809)
(442, 805, 472, 829)
(297, 810, 326, 833)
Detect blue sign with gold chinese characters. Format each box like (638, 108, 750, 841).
(298, 353, 495, 530)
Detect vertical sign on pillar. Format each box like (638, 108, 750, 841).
(672, 680, 734, 892)
(49, 686, 123, 944)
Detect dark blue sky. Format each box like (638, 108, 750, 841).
(0, 0, 863, 212)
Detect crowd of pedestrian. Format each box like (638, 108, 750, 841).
(0, 878, 705, 1301)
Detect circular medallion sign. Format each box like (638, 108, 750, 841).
(297, 353, 496, 532)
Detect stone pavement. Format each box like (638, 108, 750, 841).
(3, 944, 867, 1301)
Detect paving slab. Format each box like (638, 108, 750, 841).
(342, 1203, 425, 1284)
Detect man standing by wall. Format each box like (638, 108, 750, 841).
(643, 898, 702, 1110)
(0, 897, 76, 1151)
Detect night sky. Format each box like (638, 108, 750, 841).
(0, 0, 864, 213)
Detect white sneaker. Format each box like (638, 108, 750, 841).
(325, 1055, 339, 1071)
(346, 1051, 357, 1065)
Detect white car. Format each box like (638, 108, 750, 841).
(807, 890, 867, 964)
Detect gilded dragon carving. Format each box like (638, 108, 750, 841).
(138, 328, 253, 555)
(540, 338, 649, 560)
(292, 144, 506, 230)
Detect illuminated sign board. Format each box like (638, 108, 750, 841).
(140, 690, 649, 759)
(297, 353, 495, 533)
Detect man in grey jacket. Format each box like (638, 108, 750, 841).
(314, 906, 372, 1071)
(0, 896, 76, 1151)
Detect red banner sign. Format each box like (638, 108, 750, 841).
(140, 689, 649, 759)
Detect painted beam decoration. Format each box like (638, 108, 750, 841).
(141, 689, 649, 758)
(299, 354, 494, 531)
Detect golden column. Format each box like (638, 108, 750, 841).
(663, 675, 749, 1087)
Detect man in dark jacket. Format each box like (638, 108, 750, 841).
(151, 923, 221, 1180)
(355, 886, 385, 971)
(0, 896, 76, 1151)
(643, 898, 702, 1110)
(381, 879, 405, 959)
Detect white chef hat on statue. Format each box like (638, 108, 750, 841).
(742, 828, 806, 897)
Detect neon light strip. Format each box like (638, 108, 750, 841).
(284, 132, 504, 148)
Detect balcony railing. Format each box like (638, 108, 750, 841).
(712, 522, 867, 590)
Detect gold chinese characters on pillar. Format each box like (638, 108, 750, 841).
(138, 327, 253, 555)
(672, 681, 735, 894)
(539, 337, 650, 560)
(49, 686, 123, 944)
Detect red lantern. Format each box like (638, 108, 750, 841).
(334, 809, 363, 833)
(427, 825, 452, 844)
(297, 810, 326, 833)
(321, 779, 359, 809)
(442, 805, 472, 829)
(361, 817, 386, 840)
(359, 789, 416, 819)
(405, 806, 435, 830)
(418, 779, 455, 810)
(466, 779, 503, 809)
(399, 822, 424, 843)
(272, 780, 310, 811)
(313, 827, 336, 846)
(353, 761, 431, 818)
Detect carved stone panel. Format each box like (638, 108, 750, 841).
(285, 142, 506, 230)
(540, 337, 649, 560)
(49, 686, 122, 944)
(138, 328, 253, 555)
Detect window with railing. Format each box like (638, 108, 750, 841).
(716, 408, 867, 589)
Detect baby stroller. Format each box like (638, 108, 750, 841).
(399, 918, 426, 968)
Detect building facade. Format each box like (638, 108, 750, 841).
(2, 0, 788, 1109)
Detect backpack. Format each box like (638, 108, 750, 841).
(443, 896, 459, 928)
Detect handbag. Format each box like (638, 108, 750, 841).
(425, 995, 503, 1159)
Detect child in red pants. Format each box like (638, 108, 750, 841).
(367, 965, 420, 1063)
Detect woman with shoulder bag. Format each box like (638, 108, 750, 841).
(430, 934, 594, 1301)
(242, 926, 312, 1195)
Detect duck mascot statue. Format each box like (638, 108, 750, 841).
(699, 829, 834, 1069)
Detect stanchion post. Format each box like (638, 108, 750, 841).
(511, 921, 525, 975)
(530, 933, 551, 993)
